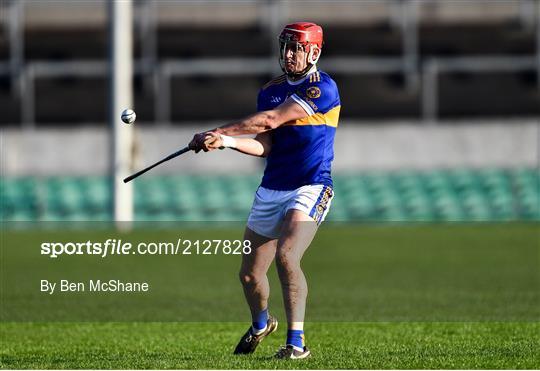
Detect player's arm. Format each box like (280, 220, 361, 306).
(189, 98, 307, 152)
(217, 98, 307, 135)
(203, 131, 272, 158)
(233, 132, 272, 157)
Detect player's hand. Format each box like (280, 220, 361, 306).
(188, 133, 203, 153)
(204, 132, 223, 151)
(189, 131, 221, 153)
(189, 132, 211, 153)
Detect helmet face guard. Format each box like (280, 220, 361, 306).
(278, 22, 323, 78)
(278, 40, 321, 77)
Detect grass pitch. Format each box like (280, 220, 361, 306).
(1, 322, 538, 369)
(1, 223, 538, 369)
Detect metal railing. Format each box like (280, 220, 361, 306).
(1, 0, 539, 126)
(421, 56, 538, 122)
(3, 54, 537, 127)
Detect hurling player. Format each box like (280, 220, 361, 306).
(190, 22, 340, 359)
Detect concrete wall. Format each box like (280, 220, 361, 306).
(334, 120, 539, 171)
(1, 120, 538, 176)
(19, 1, 525, 28)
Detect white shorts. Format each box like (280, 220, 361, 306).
(247, 184, 334, 239)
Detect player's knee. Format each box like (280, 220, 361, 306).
(239, 271, 261, 286)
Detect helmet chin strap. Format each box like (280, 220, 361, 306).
(285, 64, 313, 79)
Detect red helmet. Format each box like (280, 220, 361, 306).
(278, 22, 323, 74)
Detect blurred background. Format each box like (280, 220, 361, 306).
(0, 0, 538, 222)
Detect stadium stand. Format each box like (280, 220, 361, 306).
(1, 169, 538, 222)
(1, 1, 538, 224)
(0, 0, 538, 124)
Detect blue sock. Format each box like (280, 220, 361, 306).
(252, 308, 268, 332)
(286, 329, 305, 350)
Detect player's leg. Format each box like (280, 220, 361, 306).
(274, 209, 318, 359)
(239, 227, 277, 330)
(274, 184, 333, 359)
(234, 226, 278, 354)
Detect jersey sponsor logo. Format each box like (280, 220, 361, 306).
(305, 98, 318, 111)
(306, 86, 321, 99)
(270, 96, 282, 104)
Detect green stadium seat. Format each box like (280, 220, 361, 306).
(402, 191, 434, 221)
(325, 204, 348, 221)
(2, 169, 539, 223)
(450, 169, 482, 193)
(518, 192, 540, 219)
(423, 170, 452, 193)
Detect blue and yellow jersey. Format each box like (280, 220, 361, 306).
(257, 69, 340, 190)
